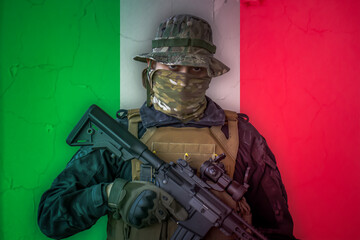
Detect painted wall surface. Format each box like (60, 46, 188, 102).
(2, 0, 359, 240)
(0, 0, 119, 240)
(240, 0, 360, 239)
(120, 0, 240, 112)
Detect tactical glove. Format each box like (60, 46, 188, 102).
(108, 179, 188, 229)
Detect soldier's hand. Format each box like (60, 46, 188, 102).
(107, 179, 188, 228)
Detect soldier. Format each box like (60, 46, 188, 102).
(38, 14, 296, 240)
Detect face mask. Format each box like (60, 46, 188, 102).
(147, 69, 211, 122)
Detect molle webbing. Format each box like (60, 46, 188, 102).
(127, 109, 239, 180)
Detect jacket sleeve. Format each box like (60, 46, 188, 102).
(37, 146, 131, 239)
(233, 117, 296, 240)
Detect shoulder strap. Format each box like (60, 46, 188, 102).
(127, 108, 157, 143)
(210, 110, 239, 165)
(127, 109, 143, 181)
(224, 110, 239, 122)
(127, 109, 141, 138)
(127, 109, 157, 182)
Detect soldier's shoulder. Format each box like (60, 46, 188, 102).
(236, 113, 278, 167)
(236, 113, 263, 144)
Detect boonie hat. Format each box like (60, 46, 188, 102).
(134, 14, 230, 77)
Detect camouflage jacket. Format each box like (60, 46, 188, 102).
(38, 97, 296, 240)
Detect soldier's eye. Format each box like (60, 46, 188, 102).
(192, 67, 201, 72)
(168, 65, 178, 70)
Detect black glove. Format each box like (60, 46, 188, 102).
(108, 179, 188, 228)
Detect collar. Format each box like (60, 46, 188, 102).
(140, 97, 225, 128)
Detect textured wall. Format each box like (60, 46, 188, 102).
(0, 0, 119, 239)
(3, 0, 359, 240)
(120, 0, 240, 112)
(240, 0, 360, 239)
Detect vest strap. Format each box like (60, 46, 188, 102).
(210, 110, 239, 165)
(127, 109, 143, 180)
(127, 109, 142, 138)
(140, 164, 153, 182)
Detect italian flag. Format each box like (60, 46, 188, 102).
(0, 1, 359, 240)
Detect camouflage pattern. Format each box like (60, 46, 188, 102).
(134, 14, 230, 77)
(150, 69, 211, 122)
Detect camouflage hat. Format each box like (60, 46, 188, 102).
(134, 14, 230, 77)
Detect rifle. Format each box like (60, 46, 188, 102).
(66, 104, 267, 240)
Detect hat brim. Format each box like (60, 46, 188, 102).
(134, 52, 230, 77)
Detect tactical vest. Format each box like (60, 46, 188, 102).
(107, 110, 251, 240)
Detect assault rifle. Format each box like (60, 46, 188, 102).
(66, 105, 267, 240)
